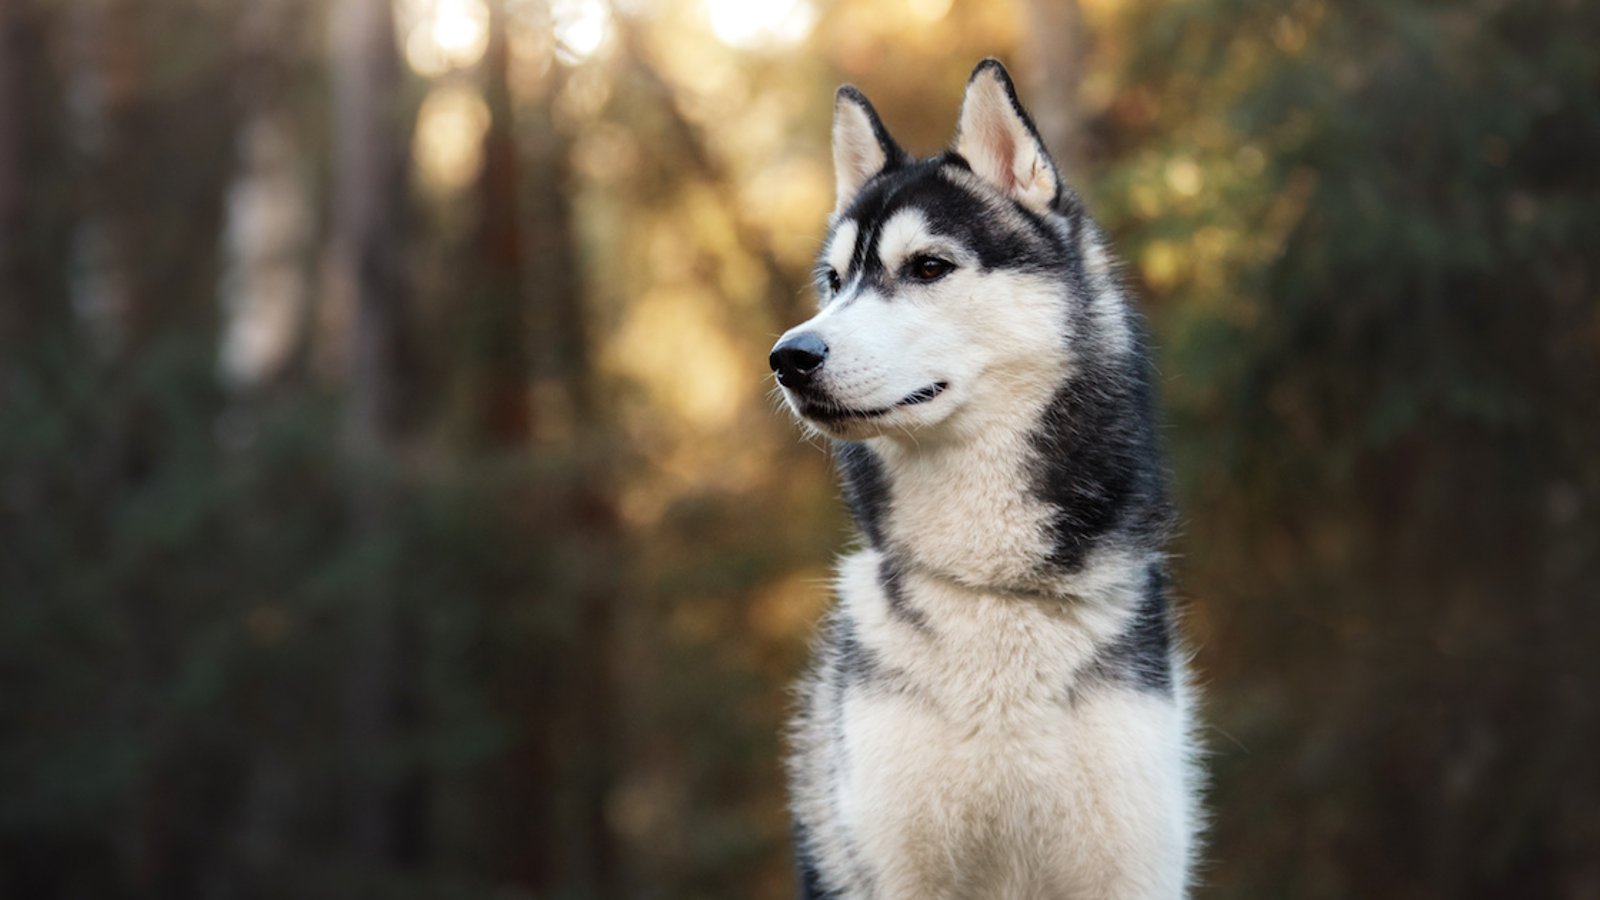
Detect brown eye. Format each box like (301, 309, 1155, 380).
(908, 255, 954, 282)
(826, 269, 842, 293)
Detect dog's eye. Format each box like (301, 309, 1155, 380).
(907, 255, 954, 282)
(826, 269, 842, 293)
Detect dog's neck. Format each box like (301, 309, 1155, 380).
(836, 347, 1170, 604)
(871, 418, 1057, 592)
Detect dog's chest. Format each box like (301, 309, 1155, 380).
(841, 606, 1086, 825)
(830, 551, 1167, 896)
(839, 547, 1120, 725)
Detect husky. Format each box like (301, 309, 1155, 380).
(769, 59, 1200, 899)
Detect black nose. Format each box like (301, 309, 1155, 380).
(769, 332, 829, 388)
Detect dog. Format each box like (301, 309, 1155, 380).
(769, 59, 1201, 899)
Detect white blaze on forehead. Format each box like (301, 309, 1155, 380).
(875, 208, 935, 274)
(825, 219, 859, 279)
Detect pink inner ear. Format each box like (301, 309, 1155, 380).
(984, 119, 1017, 194)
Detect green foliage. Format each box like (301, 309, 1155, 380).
(1101, 0, 1600, 894)
(0, 331, 596, 896)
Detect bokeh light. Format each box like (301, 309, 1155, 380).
(704, 0, 815, 49)
(553, 0, 611, 64)
(402, 0, 489, 76)
(412, 83, 490, 191)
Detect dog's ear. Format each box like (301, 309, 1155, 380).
(833, 86, 905, 215)
(954, 59, 1061, 213)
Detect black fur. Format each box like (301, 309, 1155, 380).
(832, 615, 879, 685)
(877, 553, 930, 632)
(1085, 563, 1176, 694)
(794, 823, 841, 900)
(826, 156, 1068, 299)
(1030, 327, 1174, 574)
(835, 441, 890, 549)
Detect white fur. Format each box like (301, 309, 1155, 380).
(793, 549, 1198, 899)
(777, 219, 1070, 447)
(874, 208, 934, 276)
(825, 220, 860, 289)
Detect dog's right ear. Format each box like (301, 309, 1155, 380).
(833, 86, 905, 215)
(955, 59, 1061, 213)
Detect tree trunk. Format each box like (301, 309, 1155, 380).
(91, 0, 235, 353)
(0, 0, 73, 354)
(519, 40, 618, 899)
(331, 0, 414, 451)
(1017, 0, 1090, 176)
(0, 0, 26, 331)
(328, 0, 417, 871)
(465, 0, 532, 446)
(524, 65, 591, 433)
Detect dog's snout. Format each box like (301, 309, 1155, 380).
(769, 332, 829, 388)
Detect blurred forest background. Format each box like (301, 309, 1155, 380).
(1, 0, 1597, 896)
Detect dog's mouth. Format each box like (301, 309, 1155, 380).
(798, 382, 949, 423)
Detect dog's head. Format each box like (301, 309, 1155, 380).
(771, 59, 1083, 442)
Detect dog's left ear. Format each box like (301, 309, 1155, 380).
(955, 59, 1061, 213)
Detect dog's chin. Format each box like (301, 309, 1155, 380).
(787, 382, 951, 439)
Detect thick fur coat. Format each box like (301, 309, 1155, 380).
(770, 60, 1201, 899)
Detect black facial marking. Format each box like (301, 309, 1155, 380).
(877, 553, 930, 632)
(836, 441, 890, 548)
(823, 156, 1074, 299)
(1084, 563, 1175, 694)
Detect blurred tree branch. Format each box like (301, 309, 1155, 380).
(613, 17, 810, 329)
